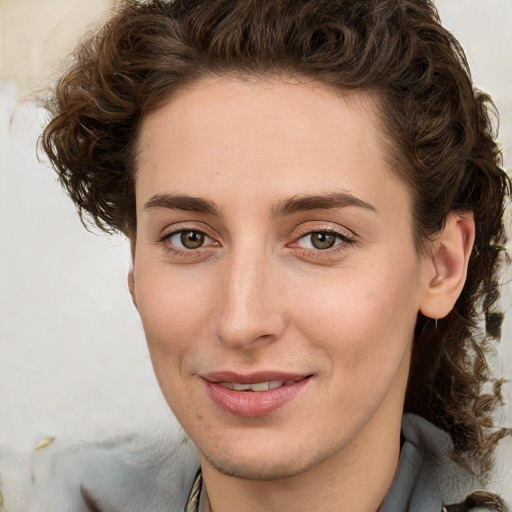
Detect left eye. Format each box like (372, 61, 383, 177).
(168, 230, 213, 250)
(298, 231, 344, 250)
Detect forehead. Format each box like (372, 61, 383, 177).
(135, 76, 409, 216)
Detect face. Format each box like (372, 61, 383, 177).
(130, 77, 434, 481)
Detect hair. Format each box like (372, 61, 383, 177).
(40, 0, 510, 476)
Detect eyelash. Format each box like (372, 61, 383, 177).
(159, 226, 356, 258)
(290, 228, 356, 257)
(159, 227, 218, 257)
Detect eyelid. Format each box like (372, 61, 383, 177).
(291, 222, 357, 242)
(159, 221, 218, 241)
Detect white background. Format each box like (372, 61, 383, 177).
(1, 1, 511, 510)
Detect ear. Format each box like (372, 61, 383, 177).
(128, 268, 138, 310)
(127, 233, 138, 310)
(419, 212, 475, 319)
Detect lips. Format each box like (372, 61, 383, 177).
(202, 372, 312, 417)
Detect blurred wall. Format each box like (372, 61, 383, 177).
(0, 1, 511, 510)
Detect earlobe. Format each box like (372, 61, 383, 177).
(128, 269, 138, 310)
(419, 212, 475, 319)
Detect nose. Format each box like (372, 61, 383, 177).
(215, 248, 286, 350)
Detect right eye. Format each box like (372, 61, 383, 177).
(167, 230, 213, 250)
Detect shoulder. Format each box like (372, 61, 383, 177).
(21, 430, 199, 511)
(380, 414, 508, 512)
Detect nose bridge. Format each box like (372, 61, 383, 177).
(216, 242, 283, 348)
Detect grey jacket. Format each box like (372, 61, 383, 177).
(379, 414, 506, 512)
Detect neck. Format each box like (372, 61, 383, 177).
(200, 411, 402, 512)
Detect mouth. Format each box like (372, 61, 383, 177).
(202, 373, 313, 417)
(216, 378, 307, 392)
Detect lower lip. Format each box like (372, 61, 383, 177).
(204, 378, 311, 417)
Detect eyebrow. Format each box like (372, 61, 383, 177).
(143, 191, 377, 217)
(271, 191, 378, 217)
(144, 194, 219, 215)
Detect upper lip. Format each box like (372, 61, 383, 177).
(202, 371, 312, 384)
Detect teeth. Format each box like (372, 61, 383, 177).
(249, 382, 271, 391)
(232, 383, 252, 391)
(219, 380, 286, 392)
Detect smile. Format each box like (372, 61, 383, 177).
(203, 374, 312, 417)
(217, 380, 300, 391)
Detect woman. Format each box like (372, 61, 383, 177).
(41, 0, 510, 510)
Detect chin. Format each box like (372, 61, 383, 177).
(205, 456, 313, 481)
(200, 438, 330, 482)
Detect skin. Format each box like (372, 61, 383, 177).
(129, 77, 474, 512)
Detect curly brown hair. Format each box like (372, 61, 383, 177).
(40, 0, 510, 476)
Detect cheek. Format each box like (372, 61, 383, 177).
(133, 265, 219, 418)
(134, 263, 216, 368)
(289, 258, 421, 372)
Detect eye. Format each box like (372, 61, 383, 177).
(168, 230, 213, 250)
(298, 231, 345, 250)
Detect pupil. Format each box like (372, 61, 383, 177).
(311, 232, 336, 250)
(181, 231, 204, 249)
